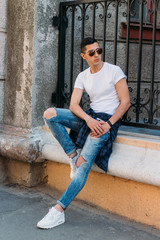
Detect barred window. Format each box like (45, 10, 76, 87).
(130, 0, 159, 24)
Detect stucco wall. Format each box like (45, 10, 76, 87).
(3, 0, 73, 128)
(4, 0, 34, 128)
(32, 0, 59, 127)
(0, 0, 7, 123)
(32, 0, 73, 127)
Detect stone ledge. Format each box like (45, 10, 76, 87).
(0, 125, 54, 163)
(108, 142, 160, 187)
(42, 131, 160, 188)
(0, 125, 50, 186)
(0, 125, 160, 188)
(117, 130, 160, 150)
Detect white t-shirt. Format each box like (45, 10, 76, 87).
(74, 62, 126, 115)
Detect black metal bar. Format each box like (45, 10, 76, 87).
(70, 5, 75, 95)
(80, 4, 85, 71)
(122, 1, 131, 122)
(136, 0, 144, 122)
(61, 0, 109, 7)
(92, 2, 96, 38)
(149, 1, 157, 124)
(125, 0, 131, 79)
(113, 0, 118, 65)
(102, 2, 107, 61)
(56, 4, 67, 107)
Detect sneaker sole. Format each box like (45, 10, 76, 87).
(37, 218, 65, 229)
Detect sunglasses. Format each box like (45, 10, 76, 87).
(86, 48, 103, 57)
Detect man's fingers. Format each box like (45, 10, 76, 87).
(92, 126, 104, 135)
(88, 119, 106, 135)
(90, 132, 103, 138)
(94, 122, 104, 133)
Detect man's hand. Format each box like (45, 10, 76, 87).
(90, 121, 111, 138)
(86, 117, 105, 136)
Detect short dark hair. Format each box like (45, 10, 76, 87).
(81, 37, 98, 53)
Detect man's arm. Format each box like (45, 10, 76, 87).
(69, 88, 104, 135)
(110, 77, 130, 124)
(91, 78, 130, 137)
(69, 88, 87, 120)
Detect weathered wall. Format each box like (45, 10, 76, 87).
(32, 0, 59, 127)
(32, 0, 73, 127)
(3, 0, 73, 128)
(0, 0, 7, 123)
(4, 0, 34, 128)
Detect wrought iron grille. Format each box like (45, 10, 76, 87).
(53, 0, 160, 130)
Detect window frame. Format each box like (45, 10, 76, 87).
(121, 0, 160, 41)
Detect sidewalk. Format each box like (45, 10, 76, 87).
(0, 183, 160, 240)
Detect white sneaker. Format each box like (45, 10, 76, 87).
(37, 207, 65, 229)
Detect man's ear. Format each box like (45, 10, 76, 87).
(81, 53, 86, 60)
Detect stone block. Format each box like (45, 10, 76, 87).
(0, 126, 52, 163)
(5, 158, 47, 187)
(0, 157, 6, 182)
(0, 125, 57, 164)
(4, 0, 34, 128)
(0, 33, 6, 79)
(0, 0, 7, 31)
(0, 126, 52, 186)
(0, 82, 4, 123)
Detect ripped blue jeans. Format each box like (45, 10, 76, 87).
(44, 108, 110, 209)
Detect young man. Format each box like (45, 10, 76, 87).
(37, 37, 130, 229)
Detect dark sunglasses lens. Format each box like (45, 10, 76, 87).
(97, 48, 102, 55)
(89, 51, 95, 57)
(88, 48, 103, 56)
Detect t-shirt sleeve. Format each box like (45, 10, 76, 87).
(113, 66, 127, 85)
(74, 73, 84, 90)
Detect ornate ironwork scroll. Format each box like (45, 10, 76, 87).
(55, 0, 160, 130)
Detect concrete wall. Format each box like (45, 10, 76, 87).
(4, 0, 34, 128)
(3, 0, 57, 128)
(32, 0, 59, 127)
(3, 0, 73, 128)
(0, 0, 7, 123)
(32, 0, 73, 127)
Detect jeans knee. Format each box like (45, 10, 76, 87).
(74, 161, 89, 179)
(77, 160, 89, 176)
(43, 108, 57, 120)
(76, 156, 86, 168)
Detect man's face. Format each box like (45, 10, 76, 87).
(81, 42, 102, 67)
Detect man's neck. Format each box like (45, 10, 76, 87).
(90, 61, 104, 74)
